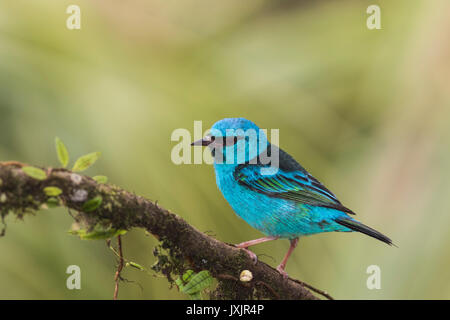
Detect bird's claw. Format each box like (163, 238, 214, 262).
(241, 248, 258, 265)
(276, 265, 289, 279)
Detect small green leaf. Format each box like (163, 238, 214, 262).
(127, 261, 145, 271)
(182, 270, 195, 283)
(72, 152, 101, 172)
(22, 166, 47, 180)
(182, 270, 213, 295)
(176, 270, 195, 291)
(55, 137, 69, 168)
(176, 270, 196, 292)
(82, 196, 103, 212)
(71, 228, 127, 240)
(93, 175, 108, 184)
(43, 186, 63, 197)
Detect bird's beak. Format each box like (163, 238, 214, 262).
(191, 136, 213, 146)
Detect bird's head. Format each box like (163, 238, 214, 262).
(191, 118, 269, 165)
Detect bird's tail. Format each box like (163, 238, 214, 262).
(335, 218, 393, 246)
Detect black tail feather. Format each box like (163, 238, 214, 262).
(335, 218, 394, 246)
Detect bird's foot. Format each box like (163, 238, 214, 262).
(276, 264, 289, 279)
(240, 248, 258, 265)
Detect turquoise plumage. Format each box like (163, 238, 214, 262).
(192, 118, 392, 277)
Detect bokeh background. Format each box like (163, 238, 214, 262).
(0, 0, 449, 299)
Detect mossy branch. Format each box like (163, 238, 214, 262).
(0, 161, 330, 300)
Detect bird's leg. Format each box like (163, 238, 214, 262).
(276, 238, 299, 279)
(235, 236, 279, 249)
(235, 236, 279, 264)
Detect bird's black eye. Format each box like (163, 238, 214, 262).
(210, 136, 216, 142)
(223, 136, 239, 146)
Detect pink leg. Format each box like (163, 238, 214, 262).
(276, 238, 299, 279)
(235, 236, 279, 249)
(235, 236, 279, 264)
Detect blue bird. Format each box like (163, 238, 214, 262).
(192, 118, 392, 278)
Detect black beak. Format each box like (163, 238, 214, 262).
(191, 136, 213, 146)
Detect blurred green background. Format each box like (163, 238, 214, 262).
(0, 0, 449, 299)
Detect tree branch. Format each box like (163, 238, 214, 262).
(0, 162, 330, 300)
